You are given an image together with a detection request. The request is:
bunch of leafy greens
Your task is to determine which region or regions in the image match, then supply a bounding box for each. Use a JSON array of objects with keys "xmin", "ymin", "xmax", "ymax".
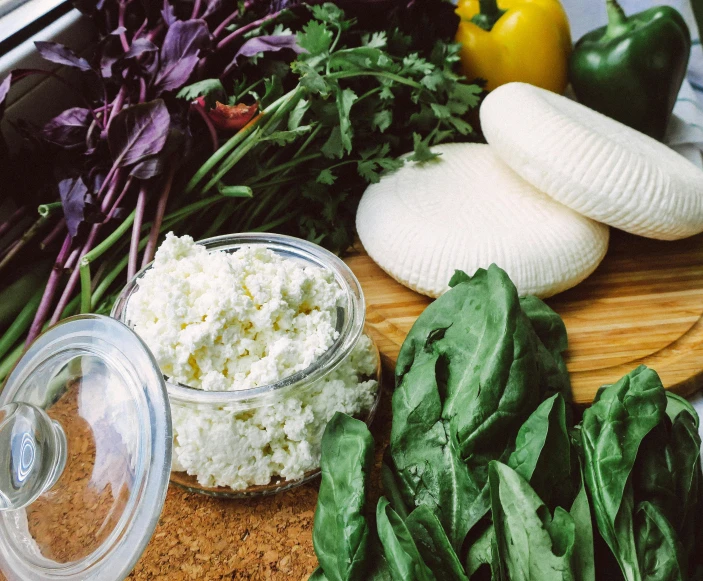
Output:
[
  {"xmin": 180, "ymin": 2, "xmax": 482, "ymax": 251},
  {"xmin": 309, "ymin": 266, "xmax": 703, "ymax": 581},
  {"xmin": 0, "ymin": 0, "xmax": 480, "ymax": 380}
]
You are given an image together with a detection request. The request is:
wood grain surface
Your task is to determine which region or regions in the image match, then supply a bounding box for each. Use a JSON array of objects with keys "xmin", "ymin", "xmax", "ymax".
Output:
[{"xmin": 345, "ymin": 230, "xmax": 703, "ymax": 404}]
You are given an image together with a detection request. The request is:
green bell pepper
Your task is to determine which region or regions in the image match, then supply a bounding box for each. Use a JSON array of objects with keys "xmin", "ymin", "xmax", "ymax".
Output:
[{"xmin": 569, "ymin": 0, "xmax": 690, "ymax": 141}]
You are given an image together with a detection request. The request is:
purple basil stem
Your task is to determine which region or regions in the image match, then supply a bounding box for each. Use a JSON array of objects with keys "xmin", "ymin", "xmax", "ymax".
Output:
[
  {"xmin": 41, "ymin": 107, "xmax": 92, "ymax": 149},
  {"xmin": 152, "ymin": 20, "xmax": 211, "ymax": 94},
  {"xmin": 59, "ymin": 176, "xmax": 90, "ymax": 238},
  {"xmin": 108, "ymin": 99, "xmax": 171, "ymax": 168},
  {"xmin": 35, "ymin": 41, "xmax": 92, "ymax": 72}
]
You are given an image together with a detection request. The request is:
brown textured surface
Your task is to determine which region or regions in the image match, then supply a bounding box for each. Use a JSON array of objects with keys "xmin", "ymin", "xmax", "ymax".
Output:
[
  {"xmin": 346, "ymin": 230, "xmax": 703, "ymax": 404},
  {"xmin": 125, "ymin": 372, "xmax": 393, "ymax": 581}
]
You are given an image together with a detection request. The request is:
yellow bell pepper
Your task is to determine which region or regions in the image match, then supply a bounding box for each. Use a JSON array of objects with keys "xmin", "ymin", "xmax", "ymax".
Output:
[{"xmin": 455, "ymin": 0, "xmax": 572, "ymax": 93}]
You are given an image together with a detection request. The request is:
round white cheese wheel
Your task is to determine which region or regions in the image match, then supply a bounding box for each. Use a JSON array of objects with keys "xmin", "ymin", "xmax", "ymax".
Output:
[
  {"xmin": 481, "ymin": 82, "xmax": 703, "ymax": 241},
  {"xmin": 356, "ymin": 143, "xmax": 609, "ymax": 298}
]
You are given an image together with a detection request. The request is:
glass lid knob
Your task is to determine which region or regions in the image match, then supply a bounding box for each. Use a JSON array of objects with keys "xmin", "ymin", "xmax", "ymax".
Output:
[{"xmin": 0, "ymin": 402, "xmax": 66, "ymax": 511}]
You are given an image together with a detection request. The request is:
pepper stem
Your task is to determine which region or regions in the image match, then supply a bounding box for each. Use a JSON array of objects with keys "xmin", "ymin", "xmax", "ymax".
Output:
[
  {"xmin": 471, "ymin": 0, "xmax": 506, "ymax": 31},
  {"xmin": 604, "ymin": 0, "xmax": 631, "ymax": 38}
]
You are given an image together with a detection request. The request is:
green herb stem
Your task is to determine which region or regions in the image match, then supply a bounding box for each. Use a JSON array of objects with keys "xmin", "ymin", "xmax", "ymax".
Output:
[
  {"xmin": 0, "ymin": 294, "xmax": 80, "ymax": 384},
  {"xmin": 248, "ymin": 153, "xmax": 322, "ymax": 184},
  {"xmin": 0, "ymin": 286, "xmax": 43, "ymax": 360},
  {"xmin": 79, "ymin": 209, "xmax": 136, "ymax": 313},
  {"xmin": 184, "ymin": 90, "xmax": 298, "ymax": 195},
  {"xmin": 201, "ymin": 127, "xmax": 263, "ymax": 193},
  {"xmin": 38, "ymin": 202, "xmax": 63, "ymax": 217},
  {"xmin": 328, "ymin": 70, "xmax": 424, "ymax": 90}
]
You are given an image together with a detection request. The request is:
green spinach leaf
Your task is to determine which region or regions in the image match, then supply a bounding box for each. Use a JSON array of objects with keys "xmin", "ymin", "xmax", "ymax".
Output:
[
  {"xmin": 570, "ymin": 469, "xmax": 596, "ymax": 581},
  {"xmin": 390, "ymin": 349, "xmax": 480, "ymax": 550},
  {"xmin": 489, "ymin": 461, "xmax": 579, "ymax": 581},
  {"xmin": 392, "ymin": 266, "xmax": 569, "ymax": 549},
  {"xmin": 581, "ymin": 366, "xmax": 667, "ymax": 581},
  {"xmin": 465, "ymin": 524, "xmax": 495, "ymax": 579},
  {"xmin": 633, "ymin": 393, "xmax": 702, "ymax": 576},
  {"xmin": 405, "ymin": 505, "xmax": 469, "ymax": 581},
  {"xmin": 313, "ymin": 412, "xmax": 374, "ymax": 581},
  {"xmin": 508, "ymin": 393, "xmax": 575, "ymax": 511},
  {"xmin": 376, "ymin": 497, "xmax": 436, "ymax": 581},
  {"xmin": 634, "ymin": 502, "xmax": 686, "ymax": 581}
]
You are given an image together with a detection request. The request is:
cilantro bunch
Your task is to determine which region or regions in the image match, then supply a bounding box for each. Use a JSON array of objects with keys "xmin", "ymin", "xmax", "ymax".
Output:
[{"xmin": 183, "ymin": 3, "xmax": 482, "ymax": 250}]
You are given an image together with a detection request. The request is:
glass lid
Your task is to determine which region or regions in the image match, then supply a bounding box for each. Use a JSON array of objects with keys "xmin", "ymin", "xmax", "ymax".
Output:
[{"xmin": 0, "ymin": 315, "xmax": 171, "ymax": 581}]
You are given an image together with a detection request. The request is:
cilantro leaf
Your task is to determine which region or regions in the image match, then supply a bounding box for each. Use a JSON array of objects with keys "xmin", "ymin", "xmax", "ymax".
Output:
[
  {"xmin": 310, "ymin": 3, "xmax": 347, "ymax": 27},
  {"xmin": 296, "ymin": 20, "xmax": 333, "ymax": 56},
  {"xmin": 430, "ymin": 103, "xmax": 451, "ymax": 119},
  {"xmin": 261, "ymin": 125, "xmax": 313, "ymax": 146},
  {"xmin": 293, "ymin": 61, "xmax": 330, "ymax": 95},
  {"xmin": 408, "ymin": 133, "xmax": 440, "ymax": 163},
  {"xmin": 177, "ymin": 79, "xmax": 225, "ymax": 107},
  {"xmin": 362, "ymin": 31, "xmax": 387, "ymax": 49},
  {"xmin": 317, "ymin": 168, "xmax": 336, "ymax": 185},
  {"xmin": 372, "ymin": 109, "xmax": 392, "ymax": 133},
  {"xmin": 321, "ymin": 126, "xmax": 344, "ymax": 158},
  {"xmin": 336, "ymin": 87, "xmax": 358, "ymax": 154},
  {"xmin": 288, "ymin": 98, "xmax": 310, "ymax": 130}
]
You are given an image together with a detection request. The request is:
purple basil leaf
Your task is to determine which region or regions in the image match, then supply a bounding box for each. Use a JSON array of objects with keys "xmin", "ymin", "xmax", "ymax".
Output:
[
  {"xmin": 99, "ymin": 36, "xmax": 123, "ymax": 78},
  {"xmin": 161, "ymin": 0, "xmax": 177, "ymax": 25},
  {"xmin": 83, "ymin": 195, "xmax": 105, "ymax": 224},
  {"xmin": 235, "ymin": 35, "xmax": 304, "ymax": 59},
  {"xmin": 35, "ymin": 41, "xmax": 92, "ymax": 72},
  {"xmin": 59, "ymin": 176, "xmax": 89, "ymax": 238},
  {"xmin": 108, "ymin": 99, "xmax": 171, "ymax": 167},
  {"xmin": 41, "ymin": 107, "xmax": 92, "ymax": 149},
  {"xmin": 202, "ymin": 0, "xmax": 224, "ymax": 18},
  {"xmin": 124, "ymin": 38, "xmax": 158, "ymax": 59},
  {"xmin": 222, "ymin": 35, "xmax": 303, "ymax": 78},
  {"xmin": 153, "ymin": 20, "xmax": 210, "ymax": 94},
  {"xmin": 130, "ymin": 124, "xmax": 186, "ymax": 179},
  {"xmin": 130, "ymin": 155, "xmax": 163, "ymax": 179}
]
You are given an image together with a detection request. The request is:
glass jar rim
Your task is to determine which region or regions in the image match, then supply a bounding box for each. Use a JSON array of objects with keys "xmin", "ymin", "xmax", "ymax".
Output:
[{"xmin": 111, "ymin": 232, "xmax": 366, "ymax": 404}]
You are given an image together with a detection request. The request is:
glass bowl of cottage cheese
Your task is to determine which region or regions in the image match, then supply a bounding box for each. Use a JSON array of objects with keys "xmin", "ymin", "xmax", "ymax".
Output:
[{"xmin": 111, "ymin": 232, "xmax": 380, "ymax": 497}]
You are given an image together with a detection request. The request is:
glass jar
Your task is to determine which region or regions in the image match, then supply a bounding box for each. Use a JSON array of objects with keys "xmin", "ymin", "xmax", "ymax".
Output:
[{"xmin": 111, "ymin": 233, "xmax": 381, "ymax": 497}]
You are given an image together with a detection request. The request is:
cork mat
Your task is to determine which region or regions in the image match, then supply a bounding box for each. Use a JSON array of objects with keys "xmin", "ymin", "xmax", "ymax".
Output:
[
  {"xmin": 0, "ymin": 370, "xmax": 392, "ymax": 581},
  {"xmin": 127, "ymin": 374, "xmax": 392, "ymax": 580}
]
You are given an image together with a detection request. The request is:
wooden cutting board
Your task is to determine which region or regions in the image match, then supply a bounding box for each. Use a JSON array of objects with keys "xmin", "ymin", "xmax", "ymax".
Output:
[{"xmin": 344, "ymin": 230, "xmax": 703, "ymax": 405}]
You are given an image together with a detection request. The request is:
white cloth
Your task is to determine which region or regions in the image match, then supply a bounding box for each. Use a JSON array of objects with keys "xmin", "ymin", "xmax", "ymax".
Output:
[{"xmin": 562, "ymin": 0, "xmax": 703, "ymax": 167}]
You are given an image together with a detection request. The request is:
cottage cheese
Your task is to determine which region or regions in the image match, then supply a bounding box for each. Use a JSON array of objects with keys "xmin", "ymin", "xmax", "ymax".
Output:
[
  {"xmin": 127, "ymin": 233, "xmax": 379, "ymax": 489},
  {"xmin": 170, "ymin": 334, "xmax": 378, "ymax": 489},
  {"xmin": 128, "ymin": 233, "xmax": 346, "ymax": 392}
]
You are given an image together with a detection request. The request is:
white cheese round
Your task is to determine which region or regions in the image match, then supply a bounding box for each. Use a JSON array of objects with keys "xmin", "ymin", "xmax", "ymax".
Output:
[
  {"xmin": 481, "ymin": 82, "xmax": 703, "ymax": 241},
  {"xmin": 356, "ymin": 143, "xmax": 609, "ymax": 298}
]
